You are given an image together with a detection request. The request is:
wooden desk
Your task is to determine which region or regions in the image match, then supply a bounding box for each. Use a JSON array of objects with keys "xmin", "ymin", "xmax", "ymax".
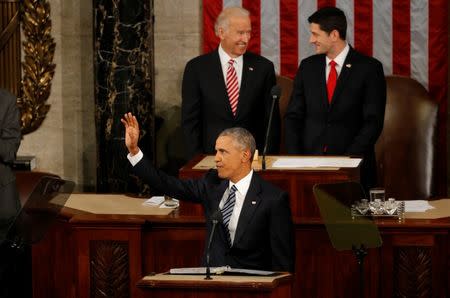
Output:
[
  {"xmin": 178, "ymin": 155, "xmax": 360, "ymax": 218},
  {"xmin": 31, "ymin": 202, "xmax": 450, "ymax": 298},
  {"xmin": 137, "ymin": 273, "xmax": 293, "ymax": 298}
]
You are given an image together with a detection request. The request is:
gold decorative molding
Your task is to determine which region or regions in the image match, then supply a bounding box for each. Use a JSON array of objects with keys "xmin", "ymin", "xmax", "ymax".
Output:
[{"xmin": 17, "ymin": 0, "xmax": 55, "ymax": 134}]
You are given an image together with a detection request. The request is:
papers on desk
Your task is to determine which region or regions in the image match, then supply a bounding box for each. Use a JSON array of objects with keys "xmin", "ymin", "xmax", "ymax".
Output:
[
  {"xmin": 142, "ymin": 196, "xmax": 179, "ymax": 208},
  {"xmin": 142, "ymin": 196, "xmax": 165, "ymax": 206},
  {"xmin": 271, "ymin": 157, "xmax": 362, "ymax": 169},
  {"xmin": 169, "ymin": 266, "xmax": 275, "ymax": 276},
  {"xmin": 404, "ymin": 200, "xmax": 435, "ymax": 212}
]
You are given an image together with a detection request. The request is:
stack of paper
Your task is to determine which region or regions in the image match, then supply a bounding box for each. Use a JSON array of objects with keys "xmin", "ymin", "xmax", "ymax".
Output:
[
  {"xmin": 169, "ymin": 266, "xmax": 275, "ymax": 276},
  {"xmin": 142, "ymin": 196, "xmax": 165, "ymax": 206},
  {"xmin": 404, "ymin": 200, "xmax": 435, "ymax": 212},
  {"xmin": 272, "ymin": 157, "xmax": 362, "ymax": 168}
]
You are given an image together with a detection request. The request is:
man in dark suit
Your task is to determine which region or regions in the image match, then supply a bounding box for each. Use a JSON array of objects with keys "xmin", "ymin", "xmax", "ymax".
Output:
[
  {"xmin": 0, "ymin": 89, "xmax": 22, "ymax": 298},
  {"xmin": 284, "ymin": 7, "xmax": 386, "ymax": 190},
  {"xmin": 0, "ymin": 89, "xmax": 21, "ymax": 241},
  {"xmin": 122, "ymin": 112, "xmax": 294, "ymax": 272},
  {"xmin": 182, "ymin": 6, "xmax": 279, "ymax": 160}
]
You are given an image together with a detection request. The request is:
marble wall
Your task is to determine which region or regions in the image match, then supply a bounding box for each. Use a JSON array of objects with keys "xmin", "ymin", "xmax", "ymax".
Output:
[
  {"xmin": 17, "ymin": 0, "xmax": 201, "ymax": 190},
  {"xmin": 153, "ymin": 0, "xmax": 201, "ymax": 169},
  {"xmin": 94, "ymin": 0, "xmax": 154, "ymax": 193},
  {"xmin": 18, "ymin": 0, "xmax": 96, "ymax": 190}
]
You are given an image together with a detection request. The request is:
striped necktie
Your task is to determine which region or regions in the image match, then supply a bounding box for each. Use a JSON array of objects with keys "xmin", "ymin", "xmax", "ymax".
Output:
[
  {"xmin": 221, "ymin": 185, "xmax": 237, "ymax": 244},
  {"xmin": 226, "ymin": 59, "xmax": 239, "ymax": 116}
]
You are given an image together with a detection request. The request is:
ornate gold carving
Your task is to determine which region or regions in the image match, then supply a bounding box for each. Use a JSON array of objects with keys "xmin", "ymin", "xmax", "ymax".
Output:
[{"xmin": 17, "ymin": 0, "xmax": 55, "ymax": 134}]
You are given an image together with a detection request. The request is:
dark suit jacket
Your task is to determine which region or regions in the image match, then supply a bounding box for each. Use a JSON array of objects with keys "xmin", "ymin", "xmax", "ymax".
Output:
[
  {"xmin": 0, "ymin": 89, "xmax": 21, "ymax": 187},
  {"xmin": 182, "ymin": 49, "xmax": 279, "ymax": 159},
  {"xmin": 0, "ymin": 89, "xmax": 21, "ymax": 243},
  {"xmin": 133, "ymin": 156, "xmax": 295, "ymax": 272},
  {"xmin": 284, "ymin": 48, "xmax": 386, "ymax": 189}
]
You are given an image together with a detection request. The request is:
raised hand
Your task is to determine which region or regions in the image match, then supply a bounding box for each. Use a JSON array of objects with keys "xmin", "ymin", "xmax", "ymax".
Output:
[{"xmin": 120, "ymin": 112, "xmax": 140, "ymax": 155}]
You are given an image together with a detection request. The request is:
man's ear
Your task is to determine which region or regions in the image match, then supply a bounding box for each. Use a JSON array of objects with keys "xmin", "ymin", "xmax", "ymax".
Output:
[
  {"xmin": 241, "ymin": 149, "xmax": 251, "ymax": 163},
  {"xmin": 217, "ymin": 27, "xmax": 225, "ymax": 40},
  {"xmin": 330, "ymin": 29, "xmax": 340, "ymax": 41}
]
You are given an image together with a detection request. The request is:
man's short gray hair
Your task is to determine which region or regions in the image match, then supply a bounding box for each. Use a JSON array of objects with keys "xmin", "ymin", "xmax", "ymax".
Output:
[
  {"xmin": 218, "ymin": 127, "xmax": 256, "ymax": 158},
  {"xmin": 214, "ymin": 6, "xmax": 250, "ymax": 36}
]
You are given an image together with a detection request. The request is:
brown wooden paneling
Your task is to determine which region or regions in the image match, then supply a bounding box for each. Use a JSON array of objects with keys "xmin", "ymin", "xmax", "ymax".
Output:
[
  {"xmin": 31, "ymin": 219, "xmax": 76, "ymax": 298},
  {"xmin": 143, "ymin": 225, "xmax": 205, "ymax": 274},
  {"xmin": 90, "ymin": 240, "xmax": 130, "ymax": 298},
  {"xmin": 137, "ymin": 274, "xmax": 293, "ymax": 298},
  {"xmin": 31, "ymin": 212, "xmax": 450, "ymax": 298},
  {"xmin": 0, "ymin": 0, "xmax": 21, "ymax": 96}
]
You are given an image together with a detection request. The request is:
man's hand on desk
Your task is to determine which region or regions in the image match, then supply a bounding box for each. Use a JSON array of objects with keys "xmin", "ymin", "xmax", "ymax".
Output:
[{"xmin": 121, "ymin": 112, "xmax": 140, "ymax": 156}]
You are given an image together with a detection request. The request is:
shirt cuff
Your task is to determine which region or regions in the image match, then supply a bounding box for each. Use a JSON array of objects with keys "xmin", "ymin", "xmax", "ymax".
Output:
[{"xmin": 127, "ymin": 149, "xmax": 143, "ymax": 167}]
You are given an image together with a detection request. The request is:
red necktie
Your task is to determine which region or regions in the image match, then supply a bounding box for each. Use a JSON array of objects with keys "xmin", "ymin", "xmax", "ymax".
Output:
[
  {"xmin": 226, "ymin": 59, "xmax": 239, "ymax": 116},
  {"xmin": 327, "ymin": 60, "xmax": 337, "ymax": 103}
]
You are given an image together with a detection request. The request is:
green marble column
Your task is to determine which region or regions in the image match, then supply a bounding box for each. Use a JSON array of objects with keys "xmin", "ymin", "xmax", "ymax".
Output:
[{"xmin": 94, "ymin": 0, "xmax": 154, "ymax": 193}]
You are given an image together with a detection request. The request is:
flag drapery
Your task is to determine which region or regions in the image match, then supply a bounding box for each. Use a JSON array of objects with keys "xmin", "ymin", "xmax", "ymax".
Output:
[{"xmin": 203, "ymin": 0, "xmax": 448, "ymax": 195}]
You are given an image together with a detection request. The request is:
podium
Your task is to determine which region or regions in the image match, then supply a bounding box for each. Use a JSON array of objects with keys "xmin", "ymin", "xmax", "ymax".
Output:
[{"xmin": 137, "ymin": 273, "xmax": 293, "ymax": 298}]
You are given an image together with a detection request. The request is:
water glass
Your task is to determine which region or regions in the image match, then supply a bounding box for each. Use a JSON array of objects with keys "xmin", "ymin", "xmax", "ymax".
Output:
[
  {"xmin": 384, "ymin": 197, "xmax": 398, "ymax": 215},
  {"xmin": 369, "ymin": 188, "xmax": 385, "ymax": 202},
  {"xmin": 369, "ymin": 198, "xmax": 383, "ymax": 215},
  {"xmin": 355, "ymin": 199, "xmax": 370, "ymax": 215}
]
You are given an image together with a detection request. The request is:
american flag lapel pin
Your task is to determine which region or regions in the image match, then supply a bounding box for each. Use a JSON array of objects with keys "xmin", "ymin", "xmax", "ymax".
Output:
[
  {"xmin": 249, "ymin": 67, "xmax": 254, "ymax": 71},
  {"xmin": 346, "ymin": 64, "xmax": 352, "ymax": 68}
]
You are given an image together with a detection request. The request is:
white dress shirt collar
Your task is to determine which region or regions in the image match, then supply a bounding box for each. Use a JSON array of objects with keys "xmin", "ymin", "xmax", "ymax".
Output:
[
  {"xmin": 326, "ymin": 43, "xmax": 350, "ymax": 67},
  {"xmin": 218, "ymin": 44, "xmax": 244, "ymax": 66},
  {"xmin": 218, "ymin": 44, "xmax": 243, "ymax": 86},
  {"xmin": 228, "ymin": 169, "xmax": 253, "ymax": 198},
  {"xmin": 326, "ymin": 43, "xmax": 350, "ymax": 76}
]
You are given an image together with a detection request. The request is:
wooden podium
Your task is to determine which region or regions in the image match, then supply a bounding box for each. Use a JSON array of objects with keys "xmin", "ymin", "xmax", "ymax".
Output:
[
  {"xmin": 137, "ymin": 273, "xmax": 293, "ymax": 298},
  {"xmin": 28, "ymin": 155, "xmax": 450, "ymax": 298}
]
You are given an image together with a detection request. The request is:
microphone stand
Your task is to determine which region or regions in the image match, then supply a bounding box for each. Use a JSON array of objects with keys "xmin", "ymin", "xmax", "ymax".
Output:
[
  {"xmin": 262, "ymin": 88, "xmax": 280, "ymax": 170},
  {"xmin": 205, "ymin": 215, "xmax": 220, "ymax": 280}
]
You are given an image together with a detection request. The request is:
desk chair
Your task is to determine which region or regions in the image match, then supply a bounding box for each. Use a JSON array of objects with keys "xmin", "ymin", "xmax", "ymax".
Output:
[{"xmin": 375, "ymin": 76, "xmax": 438, "ymax": 201}]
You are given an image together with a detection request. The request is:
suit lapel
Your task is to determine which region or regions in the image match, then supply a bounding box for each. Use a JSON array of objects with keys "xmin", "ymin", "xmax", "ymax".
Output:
[
  {"xmin": 317, "ymin": 56, "xmax": 329, "ymax": 108},
  {"xmin": 330, "ymin": 48, "xmax": 354, "ymax": 108},
  {"xmin": 211, "ymin": 180, "xmax": 228, "ymax": 213},
  {"xmin": 233, "ymin": 173, "xmax": 262, "ymax": 245},
  {"xmin": 211, "ymin": 50, "xmax": 235, "ymax": 117},
  {"xmin": 235, "ymin": 54, "xmax": 252, "ymax": 119}
]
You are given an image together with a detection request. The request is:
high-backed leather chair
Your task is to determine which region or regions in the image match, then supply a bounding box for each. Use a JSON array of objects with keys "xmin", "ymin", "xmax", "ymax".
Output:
[
  {"xmin": 375, "ymin": 76, "xmax": 438, "ymax": 201},
  {"xmin": 276, "ymin": 75, "xmax": 293, "ymax": 154}
]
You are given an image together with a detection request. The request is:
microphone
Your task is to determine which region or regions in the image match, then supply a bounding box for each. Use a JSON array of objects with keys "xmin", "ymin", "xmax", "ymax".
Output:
[
  {"xmin": 205, "ymin": 210, "xmax": 222, "ymax": 280},
  {"xmin": 262, "ymin": 85, "xmax": 281, "ymax": 170}
]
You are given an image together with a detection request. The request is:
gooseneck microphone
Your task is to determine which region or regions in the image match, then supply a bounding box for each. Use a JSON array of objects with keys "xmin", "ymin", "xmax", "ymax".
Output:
[
  {"xmin": 262, "ymin": 85, "xmax": 281, "ymax": 170},
  {"xmin": 205, "ymin": 210, "xmax": 222, "ymax": 280}
]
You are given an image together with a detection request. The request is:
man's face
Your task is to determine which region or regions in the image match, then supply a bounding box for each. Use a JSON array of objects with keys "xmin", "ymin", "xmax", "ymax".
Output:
[
  {"xmin": 214, "ymin": 135, "xmax": 248, "ymax": 182},
  {"xmin": 218, "ymin": 15, "xmax": 251, "ymax": 58},
  {"xmin": 309, "ymin": 22, "xmax": 334, "ymax": 55}
]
